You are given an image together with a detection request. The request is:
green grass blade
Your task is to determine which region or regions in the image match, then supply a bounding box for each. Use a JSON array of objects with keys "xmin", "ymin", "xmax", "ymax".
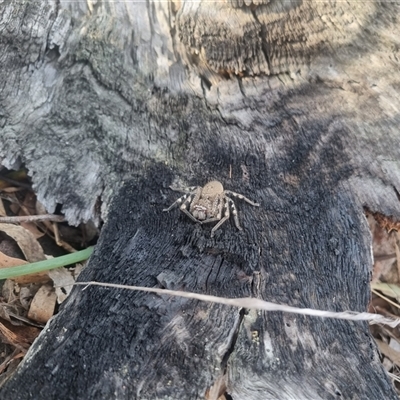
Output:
[{"xmin": 0, "ymin": 247, "xmax": 94, "ymax": 280}]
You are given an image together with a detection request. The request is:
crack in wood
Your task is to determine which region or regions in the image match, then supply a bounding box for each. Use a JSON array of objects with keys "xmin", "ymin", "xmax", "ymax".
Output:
[{"xmin": 220, "ymin": 307, "xmax": 246, "ymax": 373}]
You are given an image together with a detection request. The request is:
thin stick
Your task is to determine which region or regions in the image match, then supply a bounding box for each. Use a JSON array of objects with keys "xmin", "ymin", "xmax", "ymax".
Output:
[
  {"xmin": 73, "ymin": 281, "xmax": 400, "ymax": 328},
  {"xmin": 0, "ymin": 214, "xmax": 65, "ymax": 223},
  {"xmin": 0, "ymin": 176, "xmax": 32, "ymax": 190},
  {"xmin": 52, "ymin": 221, "xmax": 77, "ymax": 253},
  {"xmin": 372, "ymin": 288, "xmax": 400, "ymax": 310}
]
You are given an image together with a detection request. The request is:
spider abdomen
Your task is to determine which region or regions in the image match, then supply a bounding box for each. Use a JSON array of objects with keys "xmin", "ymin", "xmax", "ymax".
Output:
[{"xmin": 201, "ymin": 181, "xmax": 224, "ymax": 197}]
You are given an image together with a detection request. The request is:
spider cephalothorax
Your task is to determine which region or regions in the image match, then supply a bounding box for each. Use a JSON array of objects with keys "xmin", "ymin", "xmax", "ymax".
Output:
[{"xmin": 163, "ymin": 180, "xmax": 259, "ymax": 237}]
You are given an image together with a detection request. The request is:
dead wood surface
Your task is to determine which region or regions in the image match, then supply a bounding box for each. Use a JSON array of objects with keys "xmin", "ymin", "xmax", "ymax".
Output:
[{"xmin": 1, "ymin": 0, "xmax": 400, "ymax": 399}]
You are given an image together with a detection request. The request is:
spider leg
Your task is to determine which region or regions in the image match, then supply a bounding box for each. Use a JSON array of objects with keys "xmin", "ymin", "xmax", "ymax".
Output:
[
  {"xmin": 224, "ymin": 191, "xmax": 259, "ymax": 206},
  {"xmin": 163, "ymin": 193, "xmax": 193, "ymax": 212},
  {"xmin": 180, "ymin": 206, "xmax": 202, "ymax": 223},
  {"xmin": 169, "ymin": 186, "xmax": 199, "ymax": 194},
  {"xmin": 200, "ymin": 218, "xmax": 221, "ymax": 225},
  {"xmin": 189, "ymin": 189, "xmax": 202, "ymax": 213},
  {"xmin": 228, "ymin": 198, "xmax": 242, "ymax": 231},
  {"xmin": 210, "ymin": 198, "xmax": 231, "ymax": 237},
  {"xmin": 164, "ymin": 192, "xmax": 203, "ymax": 224}
]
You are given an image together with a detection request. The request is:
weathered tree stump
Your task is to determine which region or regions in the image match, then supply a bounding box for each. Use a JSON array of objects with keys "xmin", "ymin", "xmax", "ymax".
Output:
[{"xmin": 1, "ymin": 0, "xmax": 400, "ymax": 398}]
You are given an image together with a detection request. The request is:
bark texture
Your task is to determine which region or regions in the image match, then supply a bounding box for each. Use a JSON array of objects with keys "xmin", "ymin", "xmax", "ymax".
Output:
[{"xmin": 1, "ymin": 0, "xmax": 400, "ymax": 399}]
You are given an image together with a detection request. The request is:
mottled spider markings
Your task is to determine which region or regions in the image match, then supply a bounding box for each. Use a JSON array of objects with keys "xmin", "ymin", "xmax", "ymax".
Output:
[{"xmin": 163, "ymin": 180, "xmax": 259, "ymax": 237}]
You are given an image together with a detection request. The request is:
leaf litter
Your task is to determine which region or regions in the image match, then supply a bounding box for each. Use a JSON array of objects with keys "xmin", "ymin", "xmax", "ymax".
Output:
[
  {"xmin": 367, "ymin": 211, "xmax": 400, "ymax": 395},
  {"xmin": 0, "ymin": 166, "xmax": 98, "ymax": 384}
]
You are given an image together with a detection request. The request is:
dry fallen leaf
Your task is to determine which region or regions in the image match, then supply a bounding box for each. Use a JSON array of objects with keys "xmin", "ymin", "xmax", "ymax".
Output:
[
  {"xmin": 372, "ymin": 283, "xmax": 400, "ymax": 302},
  {"xmin": 48, "ymin": 267, "xmax": 76, "ymax": 304},
  {"xmin": 0, "ymin": 318, "xmax": 41, "ymax": 350},
  {"xmin": 0, "ymin": 223, "xmax": 45, "ymax": 262},
  {"xmin": 27, "ymin": 284, "xmax": 57, "ymax": 324},
  {"xmin": 0, "ymin": 199, "xmax": 6, "ymax": 217},
  {"xmin": 376, "ymin": 338, "xmax": 400, "ymax": 367},
  {"xmin": 13, "ymin": 273, "xmax": 51, "ymax": 285},
  {"xmin": 0, "ymin": 251, "xmax": 27, "ymax": 268}
]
